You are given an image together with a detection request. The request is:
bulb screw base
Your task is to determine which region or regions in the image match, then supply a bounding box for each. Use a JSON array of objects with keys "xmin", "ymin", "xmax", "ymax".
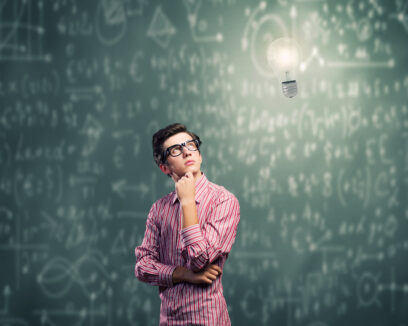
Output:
[{"xmin": 282, "ymin": 80, "xmax": 298, "ymax": 98}]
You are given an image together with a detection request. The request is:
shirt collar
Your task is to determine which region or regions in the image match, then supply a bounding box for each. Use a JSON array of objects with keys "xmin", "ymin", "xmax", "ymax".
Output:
[{"xmin": 171, "ymin": 172, "xmax": 208, "ymax": 205}]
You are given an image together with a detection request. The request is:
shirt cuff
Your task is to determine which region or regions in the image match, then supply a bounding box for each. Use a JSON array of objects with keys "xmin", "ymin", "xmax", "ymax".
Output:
[
  {"xmin": 180, "ymin": 224, "xmax": 204, "ymax": 248},
  {"xmin": 158, "ymin": 264, "xmax": 177, "ymax": 287}
]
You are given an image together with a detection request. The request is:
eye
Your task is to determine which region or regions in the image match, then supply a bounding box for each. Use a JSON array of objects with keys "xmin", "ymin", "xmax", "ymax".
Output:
[
  {"xmin": 170, "ymin": 145, "xmax": 182, "ymax": 156},
  {"xmin": 186, "ymin": 141, "xmax": 198, "ymax": 150}
]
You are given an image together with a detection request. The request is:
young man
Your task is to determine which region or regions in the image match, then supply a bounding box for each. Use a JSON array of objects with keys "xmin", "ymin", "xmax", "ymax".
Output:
[{"xmin": 134, "ymin": 123, "xmax": 240, "ymax": 325}]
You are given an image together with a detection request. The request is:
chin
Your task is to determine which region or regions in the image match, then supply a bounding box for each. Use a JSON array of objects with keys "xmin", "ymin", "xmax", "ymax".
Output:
[{"xmin": 186, "ymin": 167, "xmax": 199, "ymax": 174}]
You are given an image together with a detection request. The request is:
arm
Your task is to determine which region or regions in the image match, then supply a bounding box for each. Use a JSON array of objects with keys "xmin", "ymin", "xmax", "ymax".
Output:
[
  {"xmin": 172, "ymin": 264, "xmax": 222, "ymax": 285},
  {"xmin": 179, "ymin": 193, "xmax": 240, "ymax": 272},
  {"xmin": 134, "ymin": 203, "xmax": 177, "ymax": 288}
]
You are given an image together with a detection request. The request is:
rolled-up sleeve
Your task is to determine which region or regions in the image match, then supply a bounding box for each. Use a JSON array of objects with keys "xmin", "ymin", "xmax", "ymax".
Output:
[
  {"xmin": 180, "ymin": 193, "xmax": 240, "ymax": 272},
  {"xmin": 135, "ymin": 204, "xmax": 177, "ymax": 287}
]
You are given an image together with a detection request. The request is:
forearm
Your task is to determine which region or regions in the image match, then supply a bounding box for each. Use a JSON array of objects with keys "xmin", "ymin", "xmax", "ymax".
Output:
[
  {"xmin": 180, "ymin": 196, "xmax": 240, "ymax": 272},
  {"xmin": 172, "ymin": 266, "xmax": 188, "ymax": 284},
  {"xmin": 172, "ymin": 265, "xmax": 222, "ymax": 285},
  {"xmin": 179, "ymin": 224, "xmax": 209, "ymax": 272},
  {"xmin": 181, "ymin": 200, "xmax": 198, "ymax": 229},
  {"xmin": 135, "ymin": 255, "xmax": 176, "ymax": 287}
]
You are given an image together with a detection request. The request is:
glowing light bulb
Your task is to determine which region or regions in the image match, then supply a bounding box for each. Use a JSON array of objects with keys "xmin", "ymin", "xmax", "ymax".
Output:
[{"xmin": 266, "ymin": 37, "xmax": 301, "ymax": 98}]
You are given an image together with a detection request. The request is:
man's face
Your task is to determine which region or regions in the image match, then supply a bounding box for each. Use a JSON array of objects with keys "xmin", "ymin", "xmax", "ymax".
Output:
[{"xmin": 159, "ymin": 132, "xmax": 202, "ymax": 179}]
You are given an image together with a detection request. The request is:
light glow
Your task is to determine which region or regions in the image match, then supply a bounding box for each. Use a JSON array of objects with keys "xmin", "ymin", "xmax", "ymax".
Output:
[{"xmin": 266, "ymin": 37, "xmax": 301, "ymax": 71}]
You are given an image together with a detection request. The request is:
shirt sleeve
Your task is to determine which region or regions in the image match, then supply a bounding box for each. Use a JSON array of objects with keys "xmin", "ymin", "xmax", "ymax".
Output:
[
  {"xmin": 134, "ymin": 203, "xmax": 177, "ymax": 287},
  {"xmin": 179, "ymin": 192, "xmax": 240, "ymax": 272}
]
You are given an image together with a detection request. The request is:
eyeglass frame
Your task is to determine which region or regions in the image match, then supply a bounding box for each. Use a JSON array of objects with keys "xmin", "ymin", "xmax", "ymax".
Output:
[{"xmin": 161, "ymin": 138, "xmax": 202, "ymax": 164}]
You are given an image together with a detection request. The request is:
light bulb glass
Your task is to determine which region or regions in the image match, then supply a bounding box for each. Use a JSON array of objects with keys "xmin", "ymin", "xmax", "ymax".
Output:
[{"xmin": 266, "ymin": 37, "xmax": 301, "ymax": 98}]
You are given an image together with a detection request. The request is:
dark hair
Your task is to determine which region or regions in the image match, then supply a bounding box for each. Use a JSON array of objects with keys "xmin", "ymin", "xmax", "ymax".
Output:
[{"xmin": 152, "ymin": 123, "xmax": 201, "ymax": 167}]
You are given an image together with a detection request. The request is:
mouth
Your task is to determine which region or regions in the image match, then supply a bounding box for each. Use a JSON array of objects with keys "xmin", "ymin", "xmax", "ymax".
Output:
[{"xmin": 185, "ymin": 160, "xmax": 195, "ymax": 166}]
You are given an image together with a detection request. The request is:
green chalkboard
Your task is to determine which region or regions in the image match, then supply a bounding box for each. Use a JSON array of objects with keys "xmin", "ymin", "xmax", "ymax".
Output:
[{"xmin": 0, "ymin": 0, "xmax": 407, "ymax": 325}]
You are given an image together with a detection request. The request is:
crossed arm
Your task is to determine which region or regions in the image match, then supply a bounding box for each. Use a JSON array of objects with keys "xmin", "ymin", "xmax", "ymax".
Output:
[
  {"xmin": 134, "ymin": 193, "xmax": 240, "ymax": 287},
  {"xmin": 172, "ymin": 264, "xmax": 222, "ymax": 285}
]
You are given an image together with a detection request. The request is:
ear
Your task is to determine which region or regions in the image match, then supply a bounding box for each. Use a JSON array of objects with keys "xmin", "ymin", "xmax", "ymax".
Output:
[{"xmin": 159, "ymin": 163, "xmax": 171, "ymax": 175}]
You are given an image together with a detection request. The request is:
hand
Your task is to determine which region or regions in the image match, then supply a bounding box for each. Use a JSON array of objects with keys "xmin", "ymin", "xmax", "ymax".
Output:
[
  {"xmin": 188, "ymin": 264, "xmax": 223, "ymax": 285},
  {"xmin": 173, "ymin": 264, "xmax": 223, "ymax": 285},
  {"xmin": 170, "ymin": 172, "xmax": 195, "ymax": 205}
]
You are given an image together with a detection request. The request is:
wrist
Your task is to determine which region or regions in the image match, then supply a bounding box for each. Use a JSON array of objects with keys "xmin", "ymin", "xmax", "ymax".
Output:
[
  {"xmin": 180, "ymin": 198, "xmax": 196, "ymax": 207},
  {"xmin": 172, "ymin": 266, "xmax": 188, "ymax": 284}
]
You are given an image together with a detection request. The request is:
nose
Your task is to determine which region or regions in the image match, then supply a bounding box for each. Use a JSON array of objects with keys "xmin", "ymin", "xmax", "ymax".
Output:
[{"xmin": 181, "ymin": 146, "xmax": 191, "ymax": 156}]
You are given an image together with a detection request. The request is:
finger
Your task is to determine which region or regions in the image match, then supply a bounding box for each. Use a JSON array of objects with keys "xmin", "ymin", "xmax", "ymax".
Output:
[
  {"xmin": 203, "ymin": 277, "xmax": 213, "ymax": 284},
  {"xmin": 207, "ymin": 264, "xmax": 219, "ymax": 271},
  {"xmin": 185, "ymin": 172, "xmax": 193, "ymax": 179},
  {"xmin": 205, "ymin": 270, "xmax": 217, "ymax": 278},
  {"xmin": 206, "ymin": 273, "xmax": 217, "ymax": 280},
  {"xmin": 206, "ymin": 268, "xmax": 219, "ymax": 277},
  {"xmin": 212, "ymin": 265, "xmax": 222, "ymax": 274}
]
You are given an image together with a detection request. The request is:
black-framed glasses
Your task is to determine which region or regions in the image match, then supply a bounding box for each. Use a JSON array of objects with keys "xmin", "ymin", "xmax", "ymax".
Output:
[{"xmin": 162, "ymin": 138, "xmax": 201, "ymax": 162}]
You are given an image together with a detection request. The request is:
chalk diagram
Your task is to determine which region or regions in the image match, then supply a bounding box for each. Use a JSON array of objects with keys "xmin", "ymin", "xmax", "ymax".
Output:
[
  {"xmin": 78, "ymin": 114, "xmax": 105, "ymax": 158},
  {"xmin": 35, "ymin": 251, "xmax": 116, "ymax": 325},
  {"xmin": 37, "ymin": 250, "xmax": 116, "ymax": 299},
  {"xmin": 300, "ymin": 0, "xmax": 395, "ymax": 70},
  {"xmin": 0, "ymin": 209, "xmax": 48, "ymax": 290},
  {"xmin": 356, "ymin": 272, "xmax": 382, "ymax": 307},
  {"xmin": 241, "ymin": 2, "xmax": 289, "ymax": 78},
  {"xmin": 182, "ymin": 0, "xmax": 223, "ymax": 43},
  {"xmin": 95, "ymin": 0, "xmax": 147, "ymax": 46},
  {"xmin": 147, "ymin": 6, "xmax": 176, "ymax": 48},
  {"xmin": 0, "ymin": 0, "xmax": 50, "ymax": 61},
  {"xmin": 390, "ymin": 0, "xmax": 408, "ymax": 33}
]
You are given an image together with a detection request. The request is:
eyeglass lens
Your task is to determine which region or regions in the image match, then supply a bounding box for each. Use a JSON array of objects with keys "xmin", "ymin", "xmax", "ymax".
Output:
[{"xmin": 169, "ymin": 140, "xmax": 198, "ymax": 157}]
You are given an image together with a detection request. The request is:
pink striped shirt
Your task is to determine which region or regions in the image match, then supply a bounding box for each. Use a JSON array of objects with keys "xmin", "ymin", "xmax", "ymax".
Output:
[{"xmin": 135, "ymin": 173, "xmax": 240, "ymax": 325}]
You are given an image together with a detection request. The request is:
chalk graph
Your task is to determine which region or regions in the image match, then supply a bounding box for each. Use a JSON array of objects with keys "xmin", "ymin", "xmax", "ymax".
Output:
[{"xmin": 0, "ymin": 0, "xmax": 50, "ymax": 61}]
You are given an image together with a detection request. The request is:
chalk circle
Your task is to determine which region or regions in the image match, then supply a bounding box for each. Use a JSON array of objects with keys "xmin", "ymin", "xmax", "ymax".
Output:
[
  {"xmin": 249, "ymin": 14, "xmax": 289, "ymax": 78},
  {"xmin": 38, "ymin": 257, "xmax": 73, "ymax": 298},
  {"xmin": 95, "ymin": 2, "xmax": 127, "ymax": 47},
  {"xmin": 357, "ymin": 272, "xmax": 379, "ymax": 306}
]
